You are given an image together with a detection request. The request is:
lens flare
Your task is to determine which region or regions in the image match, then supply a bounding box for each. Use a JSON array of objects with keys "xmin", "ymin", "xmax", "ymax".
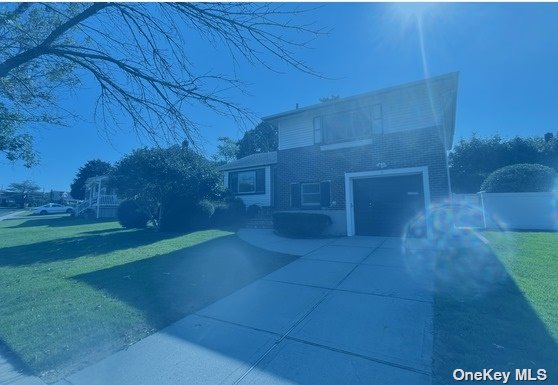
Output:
[{"xmin": 401, "ymin": 200, "xmax": 516, "ymax": 299}]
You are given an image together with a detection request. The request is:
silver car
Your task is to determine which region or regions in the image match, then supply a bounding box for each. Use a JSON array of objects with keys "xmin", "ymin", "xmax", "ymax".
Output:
[{"xmin": 32, "ymin": 203, "xmax": 75, "ymax": 215}]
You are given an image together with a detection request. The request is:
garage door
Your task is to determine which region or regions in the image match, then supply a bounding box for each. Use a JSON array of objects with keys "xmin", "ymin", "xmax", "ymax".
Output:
[{"xmin": 353, "ymin": 174, "xmax": 426, "ymax": 237}]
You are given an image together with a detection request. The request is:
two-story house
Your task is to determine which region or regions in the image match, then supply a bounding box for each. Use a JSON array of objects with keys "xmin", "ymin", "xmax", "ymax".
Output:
[{"xmin": 220, "ymin": 73, "xmax": 459, "ymax": 237}]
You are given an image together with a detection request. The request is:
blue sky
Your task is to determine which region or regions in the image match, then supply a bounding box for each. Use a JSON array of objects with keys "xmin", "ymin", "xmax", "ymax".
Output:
[{"xmin": 2, "ymin": 2, "xmax": 558, "ymax": 191}]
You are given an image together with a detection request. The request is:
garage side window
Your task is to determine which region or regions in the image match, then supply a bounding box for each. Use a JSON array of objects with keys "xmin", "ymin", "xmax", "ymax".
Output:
[
  {"xmin": 301, "ymin": 183, "xmax": 321, "ymax": 206},
  {"xmin": 228, "ymin": 169, "xmax": 265, "ymax": 195},
  {"xmin": 291, "ymin": 181, "xmax": 331, "ymax": 208}
]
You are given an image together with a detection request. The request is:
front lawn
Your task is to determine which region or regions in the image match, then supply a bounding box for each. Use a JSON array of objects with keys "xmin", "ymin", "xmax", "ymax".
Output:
[
  {"xmin": 0, "ymin": 215, "xmax": 296, "ymax": 383},
  {"xmin": 433, "ymin": 231, "xmax": 558, "ymax": 384}
]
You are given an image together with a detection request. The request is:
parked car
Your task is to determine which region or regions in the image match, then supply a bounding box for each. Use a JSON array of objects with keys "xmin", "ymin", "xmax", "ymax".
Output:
[{"xmin": 32, "ymin": 203, "xmax": 75, "ymax": 215}]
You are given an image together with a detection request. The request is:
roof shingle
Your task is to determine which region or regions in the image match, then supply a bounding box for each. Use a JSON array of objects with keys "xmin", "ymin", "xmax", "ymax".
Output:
[{"xmin": 218, "ymin": 151, "xmax": 277, "ymax": 171}]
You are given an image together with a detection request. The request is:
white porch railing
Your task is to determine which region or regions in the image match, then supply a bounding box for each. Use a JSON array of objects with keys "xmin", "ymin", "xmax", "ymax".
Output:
[{"xmin": 75, "ymin": 194, "xmax": 120, "ymax": 218}]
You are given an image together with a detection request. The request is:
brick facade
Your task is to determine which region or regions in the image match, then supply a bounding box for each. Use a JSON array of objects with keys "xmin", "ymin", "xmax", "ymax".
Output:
[{"xmin": 275, "ymin": 126, "xmax": 450, "ymax": 211}]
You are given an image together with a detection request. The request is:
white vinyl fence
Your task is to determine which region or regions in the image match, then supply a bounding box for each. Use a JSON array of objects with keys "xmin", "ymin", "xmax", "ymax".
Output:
[{"xmin": 452, "ymin": 192, "xmax": 558, "ymax": 231}]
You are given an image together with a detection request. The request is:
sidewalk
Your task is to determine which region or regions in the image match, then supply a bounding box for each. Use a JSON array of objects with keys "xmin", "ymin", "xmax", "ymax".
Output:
[
  {"xmin": 0, "ymin": 354, "xmax": 46, "ymax": 385},
  {"xmin": 0, "ymin": 210, "xmax": 26, "ymax": 221},
  {"xmin": 53, "ymin": 229, "xmax": 434, "ymax": 385}
]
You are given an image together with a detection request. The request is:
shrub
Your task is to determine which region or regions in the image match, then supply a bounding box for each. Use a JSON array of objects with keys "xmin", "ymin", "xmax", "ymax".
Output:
[
  {"xmin": 192, "ymin": 199, "xmax": 215, "ymax": 229},
  {"xmin": 273, "ymin": 212, "xmax": 332, "ymax": 238},
  {"xmin": 160, "ymin": 199, "xmax": 216, "ymax": 232},
  {"xmin": 227, "ymin": 197, "xmax": 246, "ymax": 216},
  {"xmin": 211, "ymin": 197, "xmax": 247, "ymax": 226},
  {"xmin": 246, "ymin": 204, "xmax": 261, "ymax": 219},
  {"xmin": 211, "ymin": 204, "xmax": 230, "ymax": 226},
  {"xmin": 480, "ymin": 163, "xmax": 556, "ymax": 193},
  {"xmin": 118, "ymin": 200, "xmax": 149, "ymax": 228},
  {"xmin": 160, "ymin": 200, "xmax": 189, "ymax": 232}
]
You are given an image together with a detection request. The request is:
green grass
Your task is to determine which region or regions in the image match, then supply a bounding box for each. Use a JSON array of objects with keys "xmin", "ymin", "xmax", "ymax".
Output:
[
  {"xmin": 484, "ymin": 231, "xmax": 558, "ymax": 339},
  {"xmin": 433, "ymin": 231, "xmax": 558, "ymax": 384},
  {"xmin": 0, "ymin": 215, "xmax": 296, "ymax": 383}
]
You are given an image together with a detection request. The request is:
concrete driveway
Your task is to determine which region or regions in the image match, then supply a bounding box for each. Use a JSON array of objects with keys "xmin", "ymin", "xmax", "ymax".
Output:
[{"xmin": 56, "ymin": 230, "xmax": 435, "ymax": 385}]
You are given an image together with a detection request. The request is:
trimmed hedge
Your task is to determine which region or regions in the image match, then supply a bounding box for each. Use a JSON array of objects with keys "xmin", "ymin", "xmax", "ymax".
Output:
[
  {"xmin": 118, "ymin": 200, "xmax": 149, "ymax": 229},
  {"xmin": 481, "ymin": 163, "xmax": 556, "ymax": 193},
  {"xmin": 273, "ymin": 212, "xmax": 332, "ymax": 238}
]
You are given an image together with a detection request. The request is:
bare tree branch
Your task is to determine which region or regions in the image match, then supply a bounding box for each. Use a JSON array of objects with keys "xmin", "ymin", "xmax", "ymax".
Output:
[
  {"xmin": 0, "ymin": 3, "xmax": 110, "ymax": 77},
  {"xmin": 0, "ymin": 2, "xmax": 325, "ymax": 153}
]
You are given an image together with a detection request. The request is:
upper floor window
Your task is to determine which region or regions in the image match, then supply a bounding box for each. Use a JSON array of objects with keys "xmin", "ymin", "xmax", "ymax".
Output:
[{"xmin": 314, "ymin": 105, "xmax": 382, "ymax": 145}]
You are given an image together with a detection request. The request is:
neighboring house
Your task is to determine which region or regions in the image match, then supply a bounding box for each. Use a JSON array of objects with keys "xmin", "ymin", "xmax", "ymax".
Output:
[
  {"xmin": 0, "ymin": 190, "xmax": 17, "ymax": 207},
  {"xmin": 49, "ymin": 190, "xmax": 76, "ymax": 205},
  {"xmin": 221, "ymin": 73, "xmax": 459, "ymax": 237},
  {"xmin": 75, "ymin": 175, "xmax": 120, "ymax": 218}
]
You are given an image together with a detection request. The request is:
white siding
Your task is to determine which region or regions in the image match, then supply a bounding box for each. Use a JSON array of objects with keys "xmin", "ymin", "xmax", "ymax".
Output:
[
  {"xmin": 275, "ymin": 74, "xmax": 457, "ymax": 150},
  {"xmin": 381, "ymin": 82, "xmax": 445, "ymax": 133},
  {"xmin": 223, "ymin": 166, "xmax": 272, "ymax": 207},
  {"xmin": 278, "ymin": 115, "xmax": 314, "ymax": 150}
]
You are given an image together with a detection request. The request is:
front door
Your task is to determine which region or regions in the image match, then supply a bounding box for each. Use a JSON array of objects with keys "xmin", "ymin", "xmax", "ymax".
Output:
[{"xmin": 353, "ymin": 174, "xmax": 426, "ymax": 237}]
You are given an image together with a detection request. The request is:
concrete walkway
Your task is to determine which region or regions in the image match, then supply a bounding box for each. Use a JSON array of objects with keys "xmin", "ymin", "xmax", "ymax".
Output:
[
  {"xmin": 54, "ymin": 229, "xmax": 435, "ymax": 385},
  {"xmin": 0, "ymin": 210, "xmax": 26, "ymax": 221}
]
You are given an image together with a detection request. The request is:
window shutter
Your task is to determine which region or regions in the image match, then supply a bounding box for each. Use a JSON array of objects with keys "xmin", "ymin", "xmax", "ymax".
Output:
[
  {"xmin": 290, "ymin": 183, "xmax": 301, "ymax": 208},
  {"xmin": 320, "ymin": 181, "xmax": 331, "ymax": 207},
  {"xmin": 255, "ymin": 169, "xmax": 266, "ymax": 193},
  {"xmin": 229, "ymin": 172, "xmax": 238, "ymax": 193}
]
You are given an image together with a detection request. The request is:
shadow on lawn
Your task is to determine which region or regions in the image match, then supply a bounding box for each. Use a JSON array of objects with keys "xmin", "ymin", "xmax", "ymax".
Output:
[
  {"xmin": 73, "ymin": 235, "xmax": 296, "ymax": 329},
  {"xmin": 4, "ymin": 215, "xmax": 115, "ymax": 229},
  {"xmin": 432, "ymin": 232, "xmax": 558, "ymax": 384},
  {"xmin": 79, "ymin": 228, "xmax": 126, "ymax": 235},
  {"xmin": 0, "ymin": 227, "xmax": 180, "ymax": 266}
]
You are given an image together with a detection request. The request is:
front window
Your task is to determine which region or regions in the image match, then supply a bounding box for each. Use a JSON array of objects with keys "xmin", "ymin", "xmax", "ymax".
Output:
[
  {"xmin": 301, "ymin": 183, "xmax": 321, "ymax": 206},
  {"xmin": 229, "ymin": 168, "xmax": 265, "ymax": 195},
  {"xmin": 238, "ymin": 170, "xmax": 256, "ymax": 193}
]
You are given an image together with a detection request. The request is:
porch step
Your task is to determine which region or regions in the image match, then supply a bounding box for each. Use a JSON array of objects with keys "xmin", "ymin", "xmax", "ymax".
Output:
[{"xmin": 244, "ymin": 217, "xmax": 274, "ymax": 229}]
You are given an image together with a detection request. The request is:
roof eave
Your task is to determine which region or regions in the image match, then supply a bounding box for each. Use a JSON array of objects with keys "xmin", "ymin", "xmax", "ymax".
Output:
[{"xmin": 262, "ymin": 72, "xmax": 459, "ymax": 123}]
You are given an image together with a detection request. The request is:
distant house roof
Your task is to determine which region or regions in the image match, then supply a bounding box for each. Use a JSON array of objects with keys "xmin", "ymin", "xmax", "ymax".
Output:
[{"xmin": 218, "ymin": 151, "xmax": 277, "ymax": 171}]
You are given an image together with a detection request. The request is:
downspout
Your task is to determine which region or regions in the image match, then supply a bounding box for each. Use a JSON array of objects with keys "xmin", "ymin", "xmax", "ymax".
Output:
[
  {"xmin": 443, "ymin": 120, "xmax": 453, "ymax": 200},
  {"xmin": 442, "ymin": 91, "xmax": 456, "ymax": 229},
  {"xmin": 443, "ymin": 127, "xmax": 454, "ymax": 232}
]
